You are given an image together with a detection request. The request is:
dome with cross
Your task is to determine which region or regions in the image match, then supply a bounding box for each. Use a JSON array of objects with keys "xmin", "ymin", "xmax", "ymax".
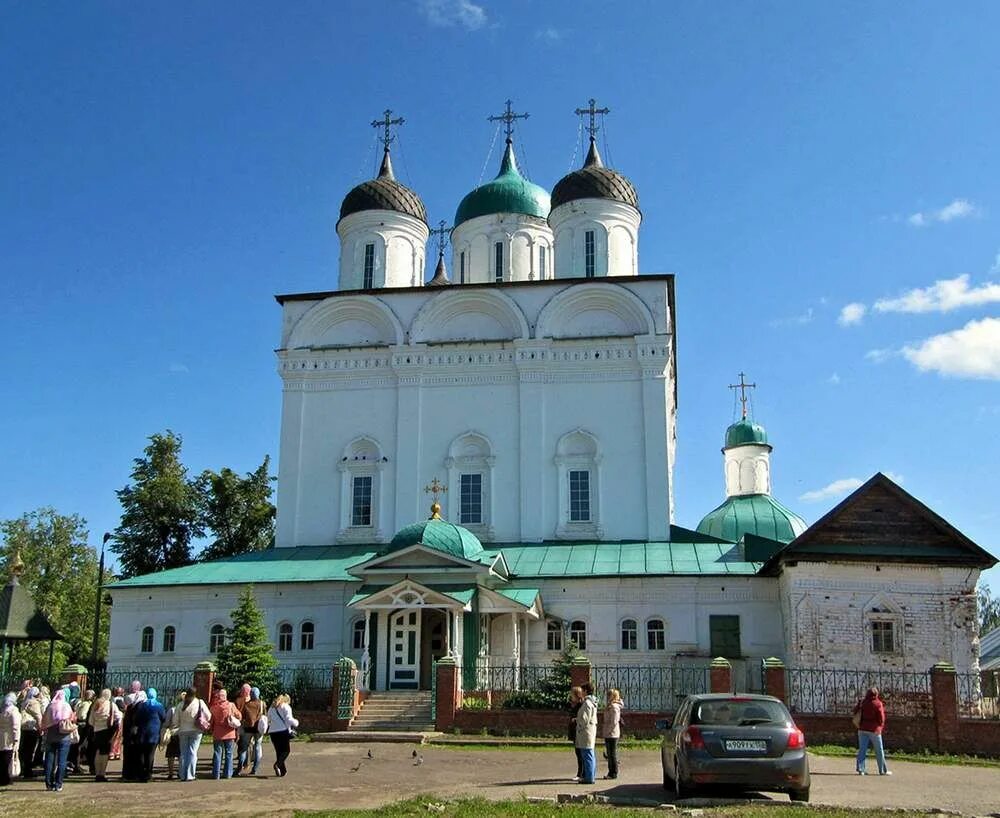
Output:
[
  {"xmin": 454, "ymin": 140, "xmax": 550, "ymax": 228},
  {"xmin": 339, "ymin": 148, "xmax": 427, "ymax": 226}
]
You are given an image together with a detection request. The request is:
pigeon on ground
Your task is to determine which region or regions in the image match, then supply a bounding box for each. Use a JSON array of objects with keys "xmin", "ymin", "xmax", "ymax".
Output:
[
  {"xmin": 413, "ymin": 754, "xmax": 424, "ymax": 766},
  {"xmin": 412, "ymin": 749, "xmax": 419, "ymax": 758},
  {"xmin": 367, "ymin": 749, "xmax": 374, "ymax": 759}
]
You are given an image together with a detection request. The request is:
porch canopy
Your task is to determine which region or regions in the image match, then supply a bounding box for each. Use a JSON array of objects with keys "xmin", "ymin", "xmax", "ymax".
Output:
[{"xmin": 0, "ymin": 553, "xmax": 62, "ymax": 676}]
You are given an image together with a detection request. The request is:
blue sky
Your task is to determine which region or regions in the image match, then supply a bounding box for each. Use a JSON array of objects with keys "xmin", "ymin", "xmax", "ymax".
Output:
[{"xmin": 2, "ymin": 1, "xmax": 998, "ymax": 588}]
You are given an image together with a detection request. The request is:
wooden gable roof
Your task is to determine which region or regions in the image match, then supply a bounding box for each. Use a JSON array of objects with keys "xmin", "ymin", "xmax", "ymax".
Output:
[{"xmin": 762, "ymin": 473, "xmax": 997, "ymax": 574}]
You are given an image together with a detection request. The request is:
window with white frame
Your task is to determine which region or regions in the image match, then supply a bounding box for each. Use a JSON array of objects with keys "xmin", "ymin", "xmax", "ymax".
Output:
[
  {"xmin": 352, "ymin": 475, "xmax": 373, "ymax": 526},
  {"xmin": 162, "ymin": 625, "xmax": 176, "ymax": 653},
  {"xmin": 300, "ymin": 621, "xmax": 315, "ymax": 651},
  {"xmin": 555, "ymin": 430, "xmax": 601, "ymax": 538},
  {"xmin": 209, "ymin": 624, "xmax": 226, "ymax": 653},
  {"xmin": 569, "ymin": 620, "xmax": 587, "ymax": 651},
  {"xmin": 352, "ymin": 619, "xmax": 366, "ymax": 651},
  {"xmin": 278, "ymin": 622, "xmax": 293, "ymax": 652},
  {"xmin": 140, "ymin": 626, "xmax": 154, "ymax": 653},
  {"xmin": 621, "ymin": 619, "xmax": 638, "ymax": 650},
  {"xmin": 871, "ymin": 620, "xmax": 895, "ymax": 653},
  {"xmin": 446, "ymin": 432, "xmax": 495, "ymax": 536},
  {"xmin": 363, "ymin": 243, "xmax": 375, "ymax": 288},
  {"xmin": 459, "ymin": 473, "xmax": 483, "ymax": 524},
  {"xmin": 547, "ymin": 621, "xmax": 563, "ymax": 651},
  {"xmin": 647, "ymin": 619, "xmax": 666, "ymax": 650},
  {"xmin": 338, "ymin": 437, "xmax": 384, "ymax": 542}
]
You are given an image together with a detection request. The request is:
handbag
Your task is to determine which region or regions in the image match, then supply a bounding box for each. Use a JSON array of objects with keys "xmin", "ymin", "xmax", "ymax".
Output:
[
  {"xmin": 58, "ymin": 717, "xmax": 76, "ymax": 735},
  {"xmin": 227, "ymin": 711, "xmax": 242, "ymax": 730},
  {"xmin": 256, "ymin": 714, "xmax": 269, "ymax": 734},
  {"xmin": 851, "ymin": 710, "xmax": 862, "ymax": 729},
  {"xmin": 195, "ymin": 701, "xmax": 212, "ymax": 732},
  {"xmin": 272, "ymin": 706, "xmax": 297, "ymax": 738},
  {"xmin": 9, "ymin": 751, "xmax": 20, "ymax": 778}
]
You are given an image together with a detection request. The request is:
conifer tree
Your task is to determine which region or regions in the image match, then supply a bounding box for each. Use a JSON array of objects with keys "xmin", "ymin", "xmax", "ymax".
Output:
[{"xmin": 215, "ymin": 586, "xmax": 280, "ymax": 701}]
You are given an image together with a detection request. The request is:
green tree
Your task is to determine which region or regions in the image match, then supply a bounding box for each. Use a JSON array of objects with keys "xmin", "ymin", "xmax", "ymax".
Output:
[
  {"xmin": 0, "ymin": 508, "xmax": 110, "ymax": 674},
  {"xmin": 215, "ymin": 586, "xmax": 280, "ymax": 701},
  {"xmin": 197, "ymin": 456, "xmax": 275, "ymax": 561},
  {"xmin": 503, "ymin": 641, "xmax": 583, "ymax": 711},
  {"xmin": 979, "ymin": 582, "xmax": 1000, "ymax": 635},
  {"xmin": 111, "ymin": 430, "xmax": 203, "ymax": 578}
]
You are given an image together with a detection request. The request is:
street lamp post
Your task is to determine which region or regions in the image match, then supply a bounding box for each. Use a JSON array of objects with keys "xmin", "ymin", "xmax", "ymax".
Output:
[{"xmin": 90, "ymin": 532, "xmax": 111, "ymax": 670}]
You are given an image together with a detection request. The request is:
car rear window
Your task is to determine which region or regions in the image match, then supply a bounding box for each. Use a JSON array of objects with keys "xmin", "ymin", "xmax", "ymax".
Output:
[{"xmin": 689, "ymin": 699, "xmax": 791, "ymax": 726}]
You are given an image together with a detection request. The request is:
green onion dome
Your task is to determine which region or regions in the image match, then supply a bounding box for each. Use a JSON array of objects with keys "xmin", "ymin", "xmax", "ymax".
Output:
[
  {"xmin": 384, "ymin": 515, "xmax": 484, "ymax": 561},
  {"xmin": 551, "ymin": 139, "xmax": 639, "ymax": 211},
  {"xmin": 724, "ymin": 417, "xmax": 769, "ymax": 449},
  {"xmin": 696, "ymin": 494, "xmax": 807, "ymax": 544},
  {"xmin": 339, "ymin": 149, "xmax": 427, "ymax": 226},
  {"xmin": 454, "ymin": 140, "xmax": 550, "ymax": 228}
]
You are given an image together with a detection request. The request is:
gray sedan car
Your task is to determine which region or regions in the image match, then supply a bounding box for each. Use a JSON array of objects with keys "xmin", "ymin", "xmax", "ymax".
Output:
[{"xmin": 657, "ymin": 693, "xmax": 810, "ymax": 802}]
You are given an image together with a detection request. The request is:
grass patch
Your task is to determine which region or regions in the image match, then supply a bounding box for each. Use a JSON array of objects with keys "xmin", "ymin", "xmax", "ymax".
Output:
[
  {"xmin": 296, "ymin": 795, "xmax": 942, "ymax": 818},
  {"xmin": 807, "ymin": 743, "xmax": 1000, "ymax": 767}
]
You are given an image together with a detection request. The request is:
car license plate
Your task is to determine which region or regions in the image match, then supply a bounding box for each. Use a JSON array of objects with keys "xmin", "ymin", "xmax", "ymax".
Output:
[{"xmin": 725, "ymin": 740, "xmax": 767, "ymax": 752}]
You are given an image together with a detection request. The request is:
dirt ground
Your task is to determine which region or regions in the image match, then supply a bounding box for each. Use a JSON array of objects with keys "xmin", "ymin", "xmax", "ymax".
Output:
[{"xmin": 2, "ymin": 743, "xmax": 998, "ymax": 816}]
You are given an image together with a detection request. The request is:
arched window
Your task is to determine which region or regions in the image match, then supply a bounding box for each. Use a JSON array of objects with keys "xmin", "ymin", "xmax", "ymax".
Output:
[
  {"xmin": 162, "ymin": 625, "xmax": 176, "ymax": 653},
  {"xmin": 209, "ymin": 624, "xmax": 226, "ymax": 654},
  {"xmin": 278, "ymin": 622, "xmax": 293, "ymax": 652},
  {"xmin": 620, "ymin": 619, "xmax": 638, "ymax": 651},
  {"xmin": 569, "ymin": 620, "xmax": 587, "ymax": 651},
  {"xmin": 140, "ymin": 626, "xmax": 154, "ymax": 653},
  {"xmin": 338, "ymin": 437, "xmax": 385, "ymax": 543},
  {"xmin": 446, "ymin": 432, "xmax": 495, "ymax": 535},
  {"xmin": 646, "ymin": 619, "xmax": 665, "ymax": 651},
  {"xmin": 546, "ymin": 621, "xmax": 563, "ymax": 652},
  {"xmin": 300, "ymin": 621, "xmax": 315, "ymax": 651},
  {"xmin": 352, "ymin": 619, "xmax": 366, "ymax": 651},
  {"xmin": 555, "ymin": 430, "xmax": 601, "ymax": 538}
]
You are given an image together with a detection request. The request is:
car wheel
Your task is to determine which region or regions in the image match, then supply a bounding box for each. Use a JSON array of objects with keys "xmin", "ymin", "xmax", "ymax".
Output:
[
  {"xmin": 662, "ymin": 755, "xmax": 673, "ymax": 790},
  {"xmin": 790, "ymin": 788, "xmax": 810, "ymax": 803},
  {"xmin": 674, "ymin": 761, "xmax": 693, "ymax": 799}
]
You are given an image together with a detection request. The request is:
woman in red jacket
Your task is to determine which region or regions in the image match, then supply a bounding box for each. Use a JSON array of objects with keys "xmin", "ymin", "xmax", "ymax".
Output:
[{"xmin": 853, "ymin": 687, "xmax": 891, "ymax": 775}]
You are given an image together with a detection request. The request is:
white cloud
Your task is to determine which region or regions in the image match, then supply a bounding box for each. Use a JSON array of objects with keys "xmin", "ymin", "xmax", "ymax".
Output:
[
  {"xmin": 770, "ymin": 307, "xmax": 814, "ymax": 328},
  {"xmin": 874, "ymin": 274, "xmax": 1000, "ymax": 314},
  {"xmin": 418, "ymin": 0, "xmax": 488, "ymax": 30},
  {"xmin": 865, "ymin": 347, "xmax": 896, "ymax": 363},
  {"xmin": 168, "ymin": 363, "xmax": 189, "ymax": 374},
  {"xmin": 907, "ymin": 198, "xmax": 981, "ymax": 227},
  {"xmin": 827, "ymin": 373, "xmax": 841, "ymax": 385},
  {"xmin": 838, "ymin": 302, "xmax": 867, "ymax": 326},
  {"xmin": 900, "ymin": 317, "xmax": 1000, "ymax": 380},
  {"xmin": 535, "ymin": 27, "xmax": 564, "ymax": 42},
  {"xmin": 800, "ymin": 477, "xmax": 864, "ymax": 503}
]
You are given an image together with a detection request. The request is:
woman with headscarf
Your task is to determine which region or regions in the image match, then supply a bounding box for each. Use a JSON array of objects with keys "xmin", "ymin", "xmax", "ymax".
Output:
[
  {"xmin": 232, "ymin": 683, "xmax": 251, "ymax": 776},
  {"xmin": 120, "ymin": 686, "xmax": 146, "ymax": 781},
  {"xmin": 209, "ymin": 688, "xmax": 239, "ymax": 779},
  {"xmin": 69, "ymin": 688, "xmax": 94, "ymax": 774},
  {"xmin": 17, "ymin": 686, "xmax": 42, "ymax": 779},
  {"xmin": 87, "ymin": 689, "xmax": 120, "ymax": 782},
  {"xmin": 162, "ymin": 690, "xmax": 183, "ymax": 779},
  {"xmin": 266, "ymin": 693, "xmax": 299, "ymax": 777},
  {"xmin": 33, "ymin": 685, "xmax": 51, "ymax": 770},
  {"xmin": 132, "ymin": 687, "xmax": 166, "ymax": 782},
  {"xmin": 171, "ymin": 686, "xmax": 210, "ymax": 782},
  {"xmin": 238, "ymin": 687, "xmax": 266, "ymax": 775},
  {"xmin": 39, "ymin": 688, "xmax": 74, "ymax": 792},
  {"xmin": 0, "ymin": 693, "xmax": 21, "ymax": 786},
  {"xmin": 110, "ymin": 688, "xmax": 125, "ymax": 760}
]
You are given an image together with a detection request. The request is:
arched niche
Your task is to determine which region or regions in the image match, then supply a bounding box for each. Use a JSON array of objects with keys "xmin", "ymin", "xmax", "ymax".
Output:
[
  {"xmin": 410, "ymin": 288, "xmax": 530, "ymax": 344},
  {"xmin": 287, "ymin": 295, "xmax": 405, "ymax": 349},
  {"xmin": 536, "ymin": 282, "xmax": 656, "ymax": 340}
]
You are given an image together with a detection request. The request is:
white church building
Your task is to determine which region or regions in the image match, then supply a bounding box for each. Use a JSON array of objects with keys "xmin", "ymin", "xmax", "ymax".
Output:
[{"xmin": 107, "ymin": 103, "xmax": 994, "ymax": 692}]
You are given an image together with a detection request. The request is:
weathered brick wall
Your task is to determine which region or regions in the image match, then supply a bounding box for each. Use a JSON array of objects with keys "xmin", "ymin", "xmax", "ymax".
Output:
[
  {"xmin": 780, "ymin": 564, "xmax": 980, "ymax": 672},
  {"xmin": 294, "ymin": 708, "xmax": 332, "ymax": 733}
]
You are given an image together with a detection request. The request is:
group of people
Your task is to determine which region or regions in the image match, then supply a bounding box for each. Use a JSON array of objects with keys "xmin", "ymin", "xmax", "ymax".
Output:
[
  {"xmin": 0, "ymin": 677, "xmax": 300, "ymax": 790},
  {"xmin": 568, "ymin": 683, "xmax": 623, "ymax": 784}
]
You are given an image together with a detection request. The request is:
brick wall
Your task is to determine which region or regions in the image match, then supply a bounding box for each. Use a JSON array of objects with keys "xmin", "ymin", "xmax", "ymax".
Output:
[{"xmin": 453, "ymin": 709, "xmax": 672, "ymax": 738}]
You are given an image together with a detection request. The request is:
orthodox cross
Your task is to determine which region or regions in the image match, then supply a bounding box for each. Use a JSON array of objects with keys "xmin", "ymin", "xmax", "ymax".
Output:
[
  {"xmin": 431, "ymin": 220, "xmax": 449, "ymax": 258},
  {"xmin": 488, "ymin": 99, "xmax": 529, "ymax": 142},
  {"xmin": 728, "ymin": 372, "xmax": 756, "ymax": 419},
  {"xmin": 575, "ymin": 98, "xmax": 610, "ymax": 140},
  {"xmin": 371, "ymin": 109, "xmax": 404, "ymax": 149},
  {"xmin": 423, "ymin": 477, "xmax": 448, "ymax": 519}
]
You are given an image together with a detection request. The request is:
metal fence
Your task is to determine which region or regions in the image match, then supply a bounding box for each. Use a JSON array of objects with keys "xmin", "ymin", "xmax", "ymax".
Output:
[
  {"xmin": 786, "ymin": 667, "xmax": 933, "ymax": 717},
  {"xmin": 591, "ymin": 665, "xmax": 710, "ymax": 712},
  {"xmin": 99, "ymin": 667, "xmax": 193, "ymax": 696},
  {"xmin": 275, "ymin": 664, "xmax": 334, "ymax": 709},
  {"xmin": 464, "ymin": 664, "xmax": 554, "ymax": 694},
  {"xmin": 956, "ymin": 671, "xmax": 1000, "ymax": 720},
  {"xmin": 0, "ymin": 669, "xmax": 60, "ymax": 696}
]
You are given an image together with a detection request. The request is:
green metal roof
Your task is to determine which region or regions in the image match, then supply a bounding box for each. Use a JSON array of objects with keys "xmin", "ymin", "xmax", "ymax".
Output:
[
  {"xmin": 107, "ymin": 545, "xmax": 379, "ymax": 588},
  {"xmin": 348, "ymin": 584, "xmax": 476, "ymax": 606},
  {"xmin": 454, "ymin": 141, "xmax": 550, "ymax": 228},
  {"xmin": 496, "ymin": 588, "xmax": 541, "ymax": 607},
  {"xmin": 386, "ymin": 519, "xmax": 485, "ymax": 561},
  {"xmin": 725, "ymin": 417, "xmax": 769, "ymax": 449},
  {"xmin": 696, "ymin": 494, "xmax": 807, "ymax": 544}
]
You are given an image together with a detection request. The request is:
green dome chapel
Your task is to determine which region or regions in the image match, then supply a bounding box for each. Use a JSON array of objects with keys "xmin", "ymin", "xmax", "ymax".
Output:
[
  {"xmin": 383, "ymin": 502, "xmax": 485, "ymax": 562},
  {"xmin": 454, "ymin": 139, "xmax": 550, "ymax": 228}
]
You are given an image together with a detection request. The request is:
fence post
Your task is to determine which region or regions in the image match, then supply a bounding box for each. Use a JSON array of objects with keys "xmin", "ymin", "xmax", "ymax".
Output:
[
  {"xmin": 193, "ymin": 661, "xmax": 216, "ymax": 702},
  {"xmin": 710, "ymin": 657, "xmax": 732, "ymax": 694},
  {"xmin": 331, "ymin": 657, "xmax": 357, "ymax": 732},
  {"xmin": 763, "ymin": 657, "xmax": 786, "ymax": 702},
  {"xmin": 570, "ymin": 656, "xmax": 591, "ymax": 690},
  {"xmin": 435, "ymin": 656, "xmax": 459, "ymax": 732},
  {"xmin": 930, "ymin": 661, "xmax": 958, "ymax": 751},
  {"xmin": 61, "ymin": 663, "xmax": 88, "ymax": 692}
]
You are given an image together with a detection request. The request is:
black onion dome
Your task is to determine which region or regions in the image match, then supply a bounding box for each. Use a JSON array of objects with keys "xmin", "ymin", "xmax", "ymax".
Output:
[
  {"xmin": 550, "ymin": 139, "xmax": 639, "ymax": 210},
  {"xmin": 339, "ymin": 149, "xmax": 428, "ymax": 225}
]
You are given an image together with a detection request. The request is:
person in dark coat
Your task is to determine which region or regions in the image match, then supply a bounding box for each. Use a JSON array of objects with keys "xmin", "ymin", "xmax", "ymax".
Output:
[
  {"xmin": 132, "ymin": 688, "xmax": 167, "ymax": 783},
  {"xmin": 120, "ymin": 688, "xmax": 144, "ymax": 781},
  {"xmin": 853, "ymin": 686, "xmax": 890, "ymax": 776}
]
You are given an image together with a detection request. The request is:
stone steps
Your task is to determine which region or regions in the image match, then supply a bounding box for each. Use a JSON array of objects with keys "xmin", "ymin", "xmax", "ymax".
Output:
[{"xmin": 349, "ymin": 691, "xmax": 435, "ymax": 732}]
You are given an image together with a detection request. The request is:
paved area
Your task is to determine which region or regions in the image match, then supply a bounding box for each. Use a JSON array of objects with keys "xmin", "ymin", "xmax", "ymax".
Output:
[{"xmin": 2, "ymin": 744, "xmax": 998, "ymax": 816}]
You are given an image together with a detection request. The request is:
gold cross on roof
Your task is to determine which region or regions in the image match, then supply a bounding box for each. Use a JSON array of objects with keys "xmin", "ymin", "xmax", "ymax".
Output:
[{"xmin": 423, "ymin": 478, "xmax": 447, "ymax": 519}]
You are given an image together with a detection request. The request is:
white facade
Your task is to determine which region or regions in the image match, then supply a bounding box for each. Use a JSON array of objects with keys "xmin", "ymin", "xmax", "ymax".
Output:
[
  {"xmin": 450, "ymin": 213, "xmax": 553, "ymax": 284},
  {"xmin": 337, "ymin": 209, "xmax": 429, "ymax": 290},
  {"xmin": 275, "ymin": 277, "xmax": 676, "ymax": 546},
  {"xmin": 549, "ymin": 199, "xmax": 640, "ymax": 279},
  {"xmin": 724, "ymin": 443, "xmax": 772, "ymax": 497}
]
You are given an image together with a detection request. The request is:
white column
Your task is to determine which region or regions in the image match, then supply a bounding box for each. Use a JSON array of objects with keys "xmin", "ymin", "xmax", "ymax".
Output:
[
  {"xmin": 514, "ymin": 340, "xmax": 550, "ymax": 541},
  {"xmin": 361, "ymin": 610, "xmax": 372, "ymax": 691},
  {"xmin": 393, "ymin": 349, "xmax": 425, "ymax": 528},
  {"xmin": 444, "ymin": 609, "xmax": 452, "ymax": 656},
  {"xmin": 639, "ymin": 341, "xmax": 671, "ymax": 539},
  {"xmin": 512, "ymin": 612, "xmax": 521, "ymax": 690}
]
